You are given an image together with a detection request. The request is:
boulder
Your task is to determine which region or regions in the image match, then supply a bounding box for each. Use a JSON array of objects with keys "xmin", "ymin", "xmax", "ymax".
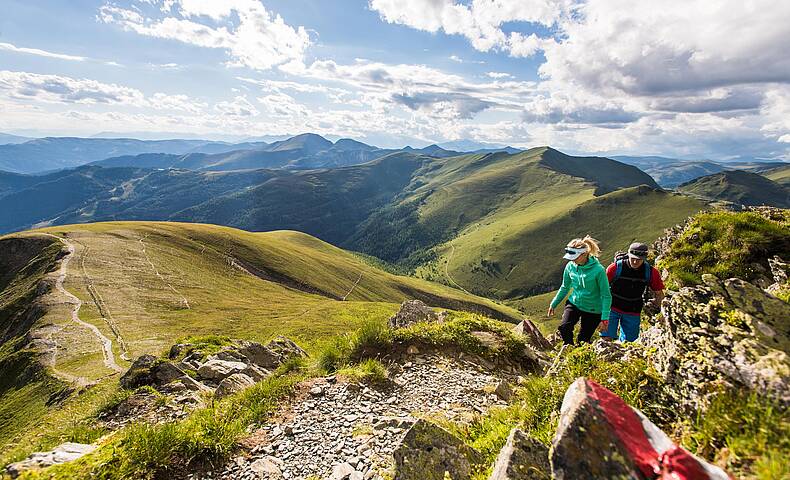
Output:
[
  {"xmin": 392, "ymin": 418, "xmax": 483, "ymax": 480},
  {"xmin": 512, "ymin": 319, "xmax": 553, "ymax": 351},
  {"xmin": 489, "ymin": 428, "xmax": 550, "ymax": 479},
  {"xmin": 641, "ymin": 274, "xmax": 790, "ymax": 409},
  {"xmin": 493, "ymin": 380, "xmax": 513, "ymax": 402},
  {"xmin": 265, "ymin": 336, "xmax": 308, "ymax": 363},
  {"xmin": 6, "ymin": 443, "xmax": 96, "ymax": 478},
  {"xmin": 551, "ymin": 378, "xmax": 730, "ymax": 480},
  {"xmin": 237, "ymin": 337, "xmax": 307, "ymax": 369},
  {"xmin": 388, "ymin": 300, "xmax": 440, "ymax": 329},
  {"xmin": 120, "ymin": 355, "xmax": 184, "ymax": 389},
  {"xmin": 215, "ymin": 373, "xmax": 256, "ymax": 398},
  {"xmin": 197, "ymin": 358, "xmax": 248, "ymax": 382}
]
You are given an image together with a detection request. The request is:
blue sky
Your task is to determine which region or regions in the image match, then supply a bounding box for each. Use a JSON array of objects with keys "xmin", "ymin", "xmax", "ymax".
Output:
[{"xmin": 1, "ymin": 0, "xmax": 788, "ymax": 160}]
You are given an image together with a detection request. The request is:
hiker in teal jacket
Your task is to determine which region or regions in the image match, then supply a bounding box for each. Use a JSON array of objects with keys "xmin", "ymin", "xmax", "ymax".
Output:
[{"xmin": 547, "ymin": 236, "xmax": 612, "ymax": 345}]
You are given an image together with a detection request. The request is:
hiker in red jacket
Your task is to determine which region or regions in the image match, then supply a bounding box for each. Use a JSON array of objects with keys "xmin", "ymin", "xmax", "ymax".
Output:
[{"xmin": 601, "ymin": 242, "xmax": 664, "ymax": 342}]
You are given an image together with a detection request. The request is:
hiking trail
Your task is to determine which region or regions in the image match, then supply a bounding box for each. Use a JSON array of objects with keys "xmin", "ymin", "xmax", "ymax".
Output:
[{"xmin": 40, "ymin": 233, "xmax": 125, "ymax": 374}]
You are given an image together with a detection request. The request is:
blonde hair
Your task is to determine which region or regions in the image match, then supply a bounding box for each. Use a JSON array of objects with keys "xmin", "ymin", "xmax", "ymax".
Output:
[{"xmin": 567, "ymin": 235, "xmax": 601, "ymax": 258}]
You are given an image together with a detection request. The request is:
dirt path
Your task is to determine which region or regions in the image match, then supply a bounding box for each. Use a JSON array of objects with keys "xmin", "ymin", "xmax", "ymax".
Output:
[
  {"xmin": 445, "ymin": 241, "xmax": 473, "ymax": 296},
  {"xmin": 139, "ymin": 235, "xmax": 191, "ymax": 309},
  {"xmin": 341, "ymin": 271, "xmax": 363, "ymax": 301},
  {"xmin": 40, "ymin": 234, "xmax": 125, "ymax": 374}
]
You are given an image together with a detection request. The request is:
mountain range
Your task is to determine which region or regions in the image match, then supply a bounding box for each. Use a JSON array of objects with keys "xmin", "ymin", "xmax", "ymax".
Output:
[
  {"xmin": 0, "ymin": 133, "xmax": 505, "ymax": 175},
  {"xmin": 612, "ymin": 155, "xmax": 786, "ymax": 187},
  {"xmin": 0, "ymin": 146, "xmax": 705, "ymax": 302}
]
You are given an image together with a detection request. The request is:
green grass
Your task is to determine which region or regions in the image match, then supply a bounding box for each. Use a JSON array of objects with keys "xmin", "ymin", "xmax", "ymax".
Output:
[
  {"xmin": 658, "ymin": 210, "xmax": 790, "ymax": 287},
  {"xmin": 676, "ymin": 390, "xmax": 789, "ymax": 479},
  {"xmin": 21, "ymin": 365, "xmax": 302, "ymax": 480},
  {"xmin": 316, "ymin": 312, "xmax": 536, "ymax": 375}
]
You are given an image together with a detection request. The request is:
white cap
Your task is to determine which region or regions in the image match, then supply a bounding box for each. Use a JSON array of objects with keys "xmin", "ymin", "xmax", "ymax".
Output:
[{"xmin": 563, "ymin": 246, "xmax": 588, "ymax": 260}]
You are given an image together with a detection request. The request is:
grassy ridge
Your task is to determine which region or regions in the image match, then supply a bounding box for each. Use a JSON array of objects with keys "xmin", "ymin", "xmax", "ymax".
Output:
[{"xmin": 678, "ymin": 170, "xmax": 790, "ymax": 208}]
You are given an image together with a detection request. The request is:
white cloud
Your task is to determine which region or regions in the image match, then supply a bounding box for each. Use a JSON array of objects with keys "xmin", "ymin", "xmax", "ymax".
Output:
[
  {"xmin": 0, "ymin": 42, "xmax": 87, "ymax": 61},
  {"xmin": 99, "ymin": 0, "xmax": 310, "ymax": 70},
  {"xmin": 369, "ymin": 0, "xmax": 570, "ymax": 56},
  {"xmin": 486, "ymin": 72, "xmax": 512, "ymax": 79},
  {"xmin": 214, "ymin": 96, "xmax": 259, "ymax": 117},
  {"xmin": 0, "ymin": 70, "xmax": 206, "ymax": 114},
  {"xmin": 0, "ymin": 70, "xmax": 144, "ymax": 105}
]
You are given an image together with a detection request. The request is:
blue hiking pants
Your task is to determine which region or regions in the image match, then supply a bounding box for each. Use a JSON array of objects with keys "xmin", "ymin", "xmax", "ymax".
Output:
[{"xmin": 601, "ymin": 310, "xmax": 641, "ymax": 342}]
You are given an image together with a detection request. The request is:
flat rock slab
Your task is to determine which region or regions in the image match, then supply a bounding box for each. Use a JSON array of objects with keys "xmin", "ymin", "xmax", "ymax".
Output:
[{"xmin": 6, "ymin": 443, "xmax": 96, "ymax": 478}]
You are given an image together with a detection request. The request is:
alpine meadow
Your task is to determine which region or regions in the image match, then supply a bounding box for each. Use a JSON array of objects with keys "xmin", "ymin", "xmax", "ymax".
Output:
[{"xmin": 0, "ymin": 1, "xmax": 788, "ymax": 480}]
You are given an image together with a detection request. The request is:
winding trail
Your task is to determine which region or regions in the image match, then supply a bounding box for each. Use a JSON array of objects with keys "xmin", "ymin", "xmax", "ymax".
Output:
[
  {"xmin": 139, "ymin": 235, "xmax": 190, "ymax": 309},
  {"xmin": 341, "ymin": 271, "xmax": 363, "ymax": 301},
  {"xmin": 445, "ymin": 240, "xmax": 472, "ymax": 296},
  {"xmin": 40, "ymin": 234, "xmax": 125, "ymax": 374}
]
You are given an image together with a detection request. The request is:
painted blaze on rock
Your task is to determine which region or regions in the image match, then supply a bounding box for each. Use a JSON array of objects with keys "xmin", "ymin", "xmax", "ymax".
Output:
[{"xmin": 551, "ymin": 378, "xmax": 731, "ymax": 480}]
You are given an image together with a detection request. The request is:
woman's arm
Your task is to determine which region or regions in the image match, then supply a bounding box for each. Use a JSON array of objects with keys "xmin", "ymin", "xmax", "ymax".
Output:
[
  {"xmin": 549, "ymin": 263, "xmax": 572, "ymax": 311},
  {"xmin": 598, "ymin": 267, "xmax": 612, "ymax": 320}
]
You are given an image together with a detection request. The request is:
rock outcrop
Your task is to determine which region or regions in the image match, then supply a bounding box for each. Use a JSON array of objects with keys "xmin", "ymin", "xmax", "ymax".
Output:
[
  {"xmin": 641, "ymin": 274, "xmax": 790, "ymax": 409},
  {"xmin": 392, "ymin": 419, "xmax": 483, "ymax": 480},
  {"xmin": 551, "ymin": 378, "xmax": 730, "ymax": 480},
  {"xmin": 388, "ymin": 300, "xmax": 442, "ymax": 329},
  {"xmin": 512, "ymin": 319, "xmax": 553, "ymax": 351},
  {"xmin": 112, "ymin": 336, "xmax": 308, "ymax": 423},
  {"xmin": 489, "ymin": 428, "xmax": 550, "ymax": 479},
  {"xmin": 6, "ymin": 443, "xmax": 96, "ymax": 478}
]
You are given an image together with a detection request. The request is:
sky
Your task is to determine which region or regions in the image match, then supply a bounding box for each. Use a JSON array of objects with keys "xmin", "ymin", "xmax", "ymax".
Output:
[{"xmin": 1, "ymin": 0, "xmax": 789, "ymax": 159}]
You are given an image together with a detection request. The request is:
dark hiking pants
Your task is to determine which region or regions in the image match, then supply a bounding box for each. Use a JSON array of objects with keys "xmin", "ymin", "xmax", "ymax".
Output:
[{"xmin": 558, "ymin": 302, "xmax": 601, "ymax": 345}]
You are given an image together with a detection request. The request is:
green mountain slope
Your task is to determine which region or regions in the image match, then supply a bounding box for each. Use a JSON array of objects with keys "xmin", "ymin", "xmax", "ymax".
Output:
[
  {"xmin": 0, "ymin": 221, "xmax": 519, "ymax": 457},
  {"xmin": 762, "ymin": 164, "xmax": 790, "ymax": 188},
  {"xmin": 347, "ymin": 147, "xmax": 702, "ymax": 298},
  {"xmin": 678, "ymin": 170, "xmax": 790, "ymax": 208}
]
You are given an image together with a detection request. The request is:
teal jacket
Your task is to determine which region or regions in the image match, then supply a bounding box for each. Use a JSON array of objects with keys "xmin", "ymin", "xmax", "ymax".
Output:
[{"xmin": 550, "ymin": 256, "xmax": 612, "ymax": 320}]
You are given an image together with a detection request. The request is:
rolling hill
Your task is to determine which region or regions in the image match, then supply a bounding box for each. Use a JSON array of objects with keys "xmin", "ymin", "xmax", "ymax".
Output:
[
  {"xmin": 0, "ymin": 221, "xmax": 520, "ymax": 458},
  {"xmin": 0, "ymin": 147, "xmax": 708, "ymax": 301},
  {"xmin": 677, "ymin": 170, "xmax": 790, "ymax": 208}
]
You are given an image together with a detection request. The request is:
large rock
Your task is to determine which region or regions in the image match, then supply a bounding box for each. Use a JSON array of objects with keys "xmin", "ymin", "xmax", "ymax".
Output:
[
  {"xmin": 6, "ymin": 443, "xmax": 96, "ymax": 478},
  {"xmin": 641, "ymin": 274, "xmax": 790, "ymax": 409},
  {"xmin": 236, "ymin": 337, "xmax": 307, "ymax": 369},
  {"xmin": 512, "ymin": 319, "xmax": 553, "ymax": 351},
  {"xmin": 392, "ymin": 418, "xmax": 483, "ymax": 480},
  {"xmin": 388, "ymin": 300, "xmax": 440, "ymax": 329},
  {"xmin": 215, "ymin": 373, "xmax": 256, "ymax": 398},
  {"xmin": 120, "ymin": 355, "xmax": 185, "ymax": 389},
  {"xmin": 551, "ymin": 378, "xmax": 730, "ymax": 480},
  {"xmin": 197, "ymin": 358, "xmax": 248, "ymax": 382},
  {"xmin": 489, "ymin": 428, "xmax": 550, "ymax": 480}
]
